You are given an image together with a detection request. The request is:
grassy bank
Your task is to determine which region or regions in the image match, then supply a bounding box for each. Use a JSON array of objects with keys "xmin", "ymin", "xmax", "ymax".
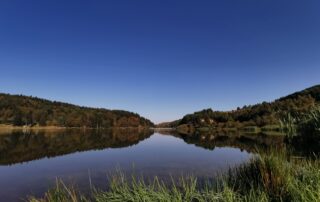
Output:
[
  {"xmin": 0, "ymin": 124, "xmax": 67, "ymax": 135},
  {"xmin": 28, "ymin": 153, "xmax": 320, "ymax": 202},
  {"xmin": 0, "ymin": 124, "xmax": 152, "ymax": 132},
  {"xmin": 0, "ymin": 124, "xmax": 67, "ymax": 129}
]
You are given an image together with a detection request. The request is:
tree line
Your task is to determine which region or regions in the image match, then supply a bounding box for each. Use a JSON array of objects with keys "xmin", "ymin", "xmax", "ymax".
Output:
[
  {"xmin": 0, "ymin": 94, "xmax": 154, "ymax": 128},
  {"xmin": 176, "ymin": 85, "xmax": 320, "ymax": 128}
]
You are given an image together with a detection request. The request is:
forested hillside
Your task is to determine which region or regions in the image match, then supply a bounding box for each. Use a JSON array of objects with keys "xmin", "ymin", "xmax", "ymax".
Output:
[
  {"xmin": 0, "ymin": 94, "xmax": 154, "ymax": 128},
  {"xmin": 172, "ymin": 85, "xmax": 320, "ymax": 129}
]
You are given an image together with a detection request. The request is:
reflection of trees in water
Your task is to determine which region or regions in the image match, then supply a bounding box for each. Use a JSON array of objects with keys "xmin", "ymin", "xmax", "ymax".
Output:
[
  {"xmin": 159, "ymin": 130, "xmax": 320, "ymax": 157},
  {"xmin": 1, "ymin": 128, "xmax": 317, "ymax": 166},
  {"xmin": 158, "ymin": 130, "xmax": 286, "ymax": 154},
  {"xmin": 0, "ymin": 128, "xmax": 153, "ymax": 165}
]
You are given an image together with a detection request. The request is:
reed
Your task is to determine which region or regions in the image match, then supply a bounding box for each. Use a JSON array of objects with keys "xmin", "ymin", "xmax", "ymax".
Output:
[{"xmin": 280, "ymin": 105, "xmax": 320, "ymax": 138}]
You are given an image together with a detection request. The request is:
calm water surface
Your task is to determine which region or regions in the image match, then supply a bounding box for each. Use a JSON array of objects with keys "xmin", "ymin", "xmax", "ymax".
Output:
[{"xmin": 0, "ymin": 129, "xmax": 267, "ymax": 201}]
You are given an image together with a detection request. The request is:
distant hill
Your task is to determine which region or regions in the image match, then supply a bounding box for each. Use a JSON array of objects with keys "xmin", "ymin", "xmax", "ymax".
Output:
[
  {"xmin": 166, "ymin": 85, "xmax": 320, "ymax": 130},
  {"xmin": 156, "ymin": 120, "xmax": 181, "ymax": 128},
  {"xmin": 0, "ymin": 93, "xmax": 154, "ymax": 128}
]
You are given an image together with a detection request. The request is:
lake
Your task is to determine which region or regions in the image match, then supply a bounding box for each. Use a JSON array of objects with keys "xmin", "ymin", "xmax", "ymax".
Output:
[{"xmin": 0, "ymin": 129, "xmax": 284, "ymax": 201}]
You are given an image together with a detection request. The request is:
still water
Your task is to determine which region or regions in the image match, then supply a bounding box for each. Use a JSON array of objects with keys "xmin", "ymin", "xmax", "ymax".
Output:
[{"xmin": 0, "ymin": 129, "xmax": 283, "ymax": 201}]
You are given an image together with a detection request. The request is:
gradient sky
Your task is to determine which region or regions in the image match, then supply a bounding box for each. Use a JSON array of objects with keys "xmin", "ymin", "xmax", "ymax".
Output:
[{"xmin": 0, "ymin": 0, "xmax": 319, "ymax": 123}]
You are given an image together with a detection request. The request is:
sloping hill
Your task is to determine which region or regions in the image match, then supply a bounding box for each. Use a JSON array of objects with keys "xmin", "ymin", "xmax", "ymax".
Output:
[
  {"xmin": 278, "ymin": 85, "xmax": 320, "ymax": 102},
  {"xmin": 0, "ymin": 93, "xmax": 154, "ymax": 128},
  {"xmin": 170, "ymin": 85, "xmax": 320, "ymax": 129}
]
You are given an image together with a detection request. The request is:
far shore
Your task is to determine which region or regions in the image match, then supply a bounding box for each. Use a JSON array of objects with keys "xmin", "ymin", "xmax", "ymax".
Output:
[
  {"xmin": 0, "ymin": 124, "xmax": 152, "ymax": 134},
  {"xmin": 0, "ymin": 125, "xmax": 70, "ymax": 135},
  {"xmin": 0, "ymin": 124, "xmax": 67, "ymax": 130}
]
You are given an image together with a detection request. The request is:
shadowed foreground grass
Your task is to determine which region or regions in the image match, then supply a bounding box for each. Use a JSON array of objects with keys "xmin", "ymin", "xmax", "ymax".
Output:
[{"xmin": 28, "ymin": 153, "xmax": 320, "ymax": 202}]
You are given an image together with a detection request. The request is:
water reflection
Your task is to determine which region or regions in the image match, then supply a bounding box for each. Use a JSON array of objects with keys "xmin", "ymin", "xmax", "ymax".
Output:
[
  {"xmin": 0, "ymin": 128, "xmax": 153, "ymax": 165},
  {"xmin": 0, "ymin": 129, "xmax": 289, "ymax": 166},
  {"xmin": 158, "ymin": 129, "xmax": 286, "ymax": 154},
  {"xmin": 0, "ymin": 129, "xmax": 287, "ymax": 201}
]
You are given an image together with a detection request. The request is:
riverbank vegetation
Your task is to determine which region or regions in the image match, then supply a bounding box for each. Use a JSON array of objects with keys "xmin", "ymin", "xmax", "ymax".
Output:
[
  {"xmin": 0, "ymin": 93, "xmax": 153, "ymax": 128},
  {"xmin": 281, "ymin": 106, "xmax": 320, "ymax": 137},
  {"xmin": 28, "ymin": 152, "xmax": 320, "ymax": 202}
]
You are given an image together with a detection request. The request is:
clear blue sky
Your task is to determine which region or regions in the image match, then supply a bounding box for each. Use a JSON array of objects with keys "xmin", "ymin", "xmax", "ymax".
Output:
[{"xmin": 0, "ymin": 0, "xmax": 319, "ymax": 123}]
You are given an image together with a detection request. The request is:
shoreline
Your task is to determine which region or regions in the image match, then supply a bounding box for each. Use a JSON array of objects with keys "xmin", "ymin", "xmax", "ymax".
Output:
[
  {"xmin": 0, "ymin": 124, "xmax": 68, "ymax": 130},
  {"xmin": 0, "ymin": 125, "xmax": 152, "ymax": 135}
]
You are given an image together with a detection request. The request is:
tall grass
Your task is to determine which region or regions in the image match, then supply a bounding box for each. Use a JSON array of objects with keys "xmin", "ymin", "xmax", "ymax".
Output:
[
  {"xmin": 280, "ymin": 113, "xmax": 298, "ymax": 138},
  {"xmin": 28, "ymin": 179, "xmax": 89, "ymax": 202},
  {"xmin": 297, "ymin": 107, "xmax": 320, "ymax": 136},
  {"xmin": 28, "ymin": 153, "xmax": 320, "ymax": 202},
  {"xmin": 280, "ymin": 106, "xmax": 320, "ymax": 138}
]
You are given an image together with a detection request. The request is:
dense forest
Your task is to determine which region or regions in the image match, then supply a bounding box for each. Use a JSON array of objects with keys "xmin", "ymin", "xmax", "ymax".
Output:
[
  {"xmin": 165, "ymin": 85, "xmax": 320, "ymax": 129},
  {"xmin": 0, "ymin": 94, "xmax": 154, "ymax": 128}
]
